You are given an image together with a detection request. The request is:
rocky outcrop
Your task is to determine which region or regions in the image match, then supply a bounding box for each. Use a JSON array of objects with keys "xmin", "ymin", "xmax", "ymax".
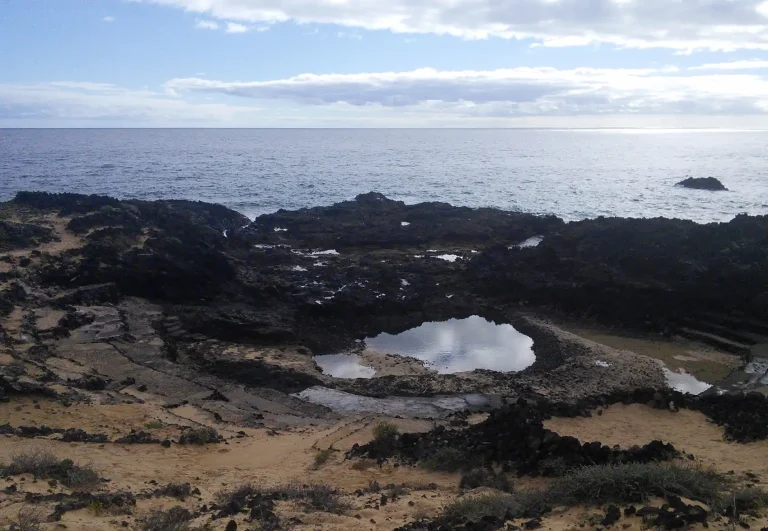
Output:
[{"xmin": 676, "ymin": 177, "xmax": 728, "ymax": 191}]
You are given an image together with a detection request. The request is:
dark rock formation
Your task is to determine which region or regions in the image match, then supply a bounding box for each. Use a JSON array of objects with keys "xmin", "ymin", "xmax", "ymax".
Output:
[
  {"xmin": 349, "ymin": 396, "xmax": 678, "ymax": 475},
  {"xmin": 677, "ymin": 177, "xmax": 728, "ymax": 191}
]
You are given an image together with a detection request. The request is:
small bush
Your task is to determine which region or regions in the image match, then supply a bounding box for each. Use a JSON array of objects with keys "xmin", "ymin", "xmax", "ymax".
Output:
[
  {"xmin": 178, "ymin": 427, "xmax": 221, "ymax": 445},
  {"xmin": 140, "ymin": 506, "xmax": 192, "ymax": 531},
  {"xmin": 313, "ymin": 448, "xmax": 333, "ymax": 469},
  {"xmin": 87, "ymin": 501, "xmax": 105, "ymax": 516},
  {"xmin": 730, "ymin": 487, "xmax": 768, "ymax": 516},
  {"xmin": 2, "ymin": 451, "xmax": 100, "ymax": 490},
  {"xmin": 460, "ymin": 468, "xmax": 512, "ymax": 492},
  {"xmin": 145, "ymin": 420, "xmax": 165, "ymax": 430},
  {"xmin": 217, "ymin": 482, "xmax": 351, "ymax": 515},
  {"xmin": 442, "ymin": 492, "xmax": 520, "ymax": 523},
  {"xmin": 281, "ymin": 482, "xmax": 352, "ymax": 514},
  {"xmin": 421, "ymin": 447, "xmax": 467, "ymax": 472},
  {"xmin": 10, "ymin": 506, "xmax": 44, "ymax": 531},
  {"xmin": 216, "ymin": 483, "xmax": 259, "ymax": 507},
  {"xmin": 372, "ymin": 422, "xmax": 399, "ymax": 442},
  {"xmin": 157, "ymin": 482, "xmax": 193, "ymax": 500}
]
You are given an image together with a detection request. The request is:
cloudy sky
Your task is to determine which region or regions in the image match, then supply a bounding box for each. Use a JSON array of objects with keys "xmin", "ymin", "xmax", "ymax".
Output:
[{"xmin": 2, "ymin": 0, "xmax": 768, "ymax": 127}]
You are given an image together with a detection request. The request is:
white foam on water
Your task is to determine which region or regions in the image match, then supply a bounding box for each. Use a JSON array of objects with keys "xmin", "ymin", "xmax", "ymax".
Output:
[
  {"xmin": 274, "ymin": 227, "xmax": 288, "ymax": 232},
  {"xmin": 595, "ymin": 360, "xmax": 611, "ymax": 367},
  {"xmin": 311, "ymin": 249, "xmax": 339, "ymax": 256},
  {"xmin": 401, "ymin": 221, "xmax": 410, "ymax": 226},
  {"xmin": 436, "ymin": 254, "xmax": 460, "ymax": 262},
  {"xmin": 401, "ymin": 279, "xmax": 410, "ymax": 287},
  {"xmin": 291, "ymin": 266, "xmax": 307, "ymax": 272}
]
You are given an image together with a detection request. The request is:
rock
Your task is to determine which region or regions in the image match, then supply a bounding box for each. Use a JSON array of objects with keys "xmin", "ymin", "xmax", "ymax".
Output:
[
  {"xmin": 225, "ymin": 521, "xmax": 237, "ymax": 531},
  {"xmin": 676, "ymin": 177, "xmax": 728, "ymax": 191},
  {"xmin": 601, "ymin": 505, "xmax": 621, "ymax": 526}
]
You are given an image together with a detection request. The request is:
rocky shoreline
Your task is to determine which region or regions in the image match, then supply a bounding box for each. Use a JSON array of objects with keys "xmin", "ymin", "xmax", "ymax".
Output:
[{"xmin": 2, "ymin": 190, "xmax": 768, "ymax": 530}]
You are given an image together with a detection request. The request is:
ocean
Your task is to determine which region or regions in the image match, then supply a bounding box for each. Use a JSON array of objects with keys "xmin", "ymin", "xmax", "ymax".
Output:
[{"xmin": 2, "ymin": 128, "xmax": 767, "ymax": 223}]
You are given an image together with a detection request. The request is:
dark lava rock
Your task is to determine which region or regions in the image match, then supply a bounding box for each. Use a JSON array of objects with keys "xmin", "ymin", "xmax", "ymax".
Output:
[
  {"xmin": 601, "ymin": 505, "xmax": 621, "ymax": 526},
  {"xmin": 225, "ymin": 521, "xmax": 237, "ymax": 531},
  {"xmin": 350, "ymin": 397, "xmax": 678, "ymax": 475},
  {"xmin": 0, "ymin": 220, "xmax": 57, "ymax": 252},
  {"xmin": 676, "ymin": 177, "xmax": 728, "ymax": 191}
]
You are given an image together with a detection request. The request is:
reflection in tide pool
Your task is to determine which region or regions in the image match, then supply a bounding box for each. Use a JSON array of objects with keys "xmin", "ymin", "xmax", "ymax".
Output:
[
  {"xmin": 315, "ymin": 354, "xmax": 375, "ymax": 379},
  {"xmin": 663, "ymin": 368, "xmax": 712, "ymax": 395},
  {"xmin": 366, "ymin": 315, "xmax": 535, "ymax": 374}
]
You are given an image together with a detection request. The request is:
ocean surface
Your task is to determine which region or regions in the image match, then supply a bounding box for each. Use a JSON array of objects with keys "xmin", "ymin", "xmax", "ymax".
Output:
[{"xmin": 2, "ymin": 128, "xmax": 767, "ymax": 223}]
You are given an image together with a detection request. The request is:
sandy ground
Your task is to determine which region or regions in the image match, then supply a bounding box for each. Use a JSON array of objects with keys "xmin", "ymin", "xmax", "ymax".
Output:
[
  {"xmin": 2, "ymin": 397, "xmax": 767, "ymax": 530},
  {"xmin": 546, "ymin": 403, "xmax": 768, "ymax": 483}
]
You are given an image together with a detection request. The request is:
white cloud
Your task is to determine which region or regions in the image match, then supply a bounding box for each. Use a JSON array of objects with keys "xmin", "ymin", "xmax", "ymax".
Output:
[
  {"xmin": 164, "ymin": 66, "xmax": 768, "ymax": 116},
  {"xmin": 139, "ymin": 0, "xmax": 768, "ymax": 51},
  {"xmin": 195, "ymin": 19, "xmax": 220, "ymax": 29},
  {"xmin": 102, "ymin": 16, "xmax": 115, "ymax": 22},
  {"xmin": 225, "ymin": 22, "xmax": 249, "ymax": 33},
  {"xmin": 690, "ymin": 59, "xmax": 768, "ymax": 70},
  {"xmin": 0, "ymin": 81, "xmax": 260, "ymax": 126}
]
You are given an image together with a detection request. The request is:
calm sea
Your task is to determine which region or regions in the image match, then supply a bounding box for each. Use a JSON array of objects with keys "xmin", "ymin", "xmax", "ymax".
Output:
[{"xmin": 2, "ymin": 128, "xmax": 767, "ymax": 223}]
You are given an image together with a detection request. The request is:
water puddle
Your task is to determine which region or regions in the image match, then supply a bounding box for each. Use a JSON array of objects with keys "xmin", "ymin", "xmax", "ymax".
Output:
[
  {"xmin": 314, "ymin": 354, "xmax": 375, "ymax": 379},
  {"xmin": 663, "ymin": 368, "xmax": 712, "ymax": 395},
  {"xmin": 294, "ymin": 386, "xmax": 495, "ymax": 417},
  {"xmin": 365, "ymin": 315, "xmax": 535, "ymax": 374},
  {"xmin": 510, "ymin": 236, "xmax": 544, "ymax": 249}
]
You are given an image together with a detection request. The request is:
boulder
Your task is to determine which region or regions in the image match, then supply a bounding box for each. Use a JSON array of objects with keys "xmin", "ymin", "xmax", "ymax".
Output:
[{"xmin": 676, "ymin": 177, "xmax": 727, "ymax": 191}]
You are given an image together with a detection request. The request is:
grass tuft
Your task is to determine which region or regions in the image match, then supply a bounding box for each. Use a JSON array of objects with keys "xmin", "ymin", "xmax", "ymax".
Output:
[{"xmin": 313, "ymin": 448, "xmax": 333, "ymax": 469}]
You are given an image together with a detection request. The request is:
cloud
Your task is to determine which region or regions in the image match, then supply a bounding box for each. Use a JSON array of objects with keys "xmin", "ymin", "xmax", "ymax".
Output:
[
  {"xmin": 164, "ymin": 66, "xmax": 768, "ymax": 116},
  {"xmin": 102, "ymin": 16, "xmax": 115, "ymax": 22},
  {"xmin": 139, "ymin": 0, "xmax": 768, "ymax": 51},
  {"xmin": 0, "ymin": 81, "xmax": 260, "ymax": 126},
  {"xmin": 225, "ymin": 22, "xmax": 249, "ymax": 33},
  {"xmin": 195, "ymin": 19, "xmax": 220, "ymax": 30},
  {"xmin": 690, "ymin": 59, "xmax": 768, "ymax": 70}
]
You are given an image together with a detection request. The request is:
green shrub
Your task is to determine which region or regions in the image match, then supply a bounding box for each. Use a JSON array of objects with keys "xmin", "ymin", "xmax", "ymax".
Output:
[
  {"xmin": 372, "ymin": 422, "xmax": 399, "ymax": 442},
  {"xmin": 144, "ymin": 420, "xmax": 165, "ymax": 430}
]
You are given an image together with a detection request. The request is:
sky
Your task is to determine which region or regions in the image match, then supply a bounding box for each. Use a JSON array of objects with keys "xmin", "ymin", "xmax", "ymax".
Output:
[{"xmin": 2, "ymin": 0, "xmax": 768, "ymax": 127}]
